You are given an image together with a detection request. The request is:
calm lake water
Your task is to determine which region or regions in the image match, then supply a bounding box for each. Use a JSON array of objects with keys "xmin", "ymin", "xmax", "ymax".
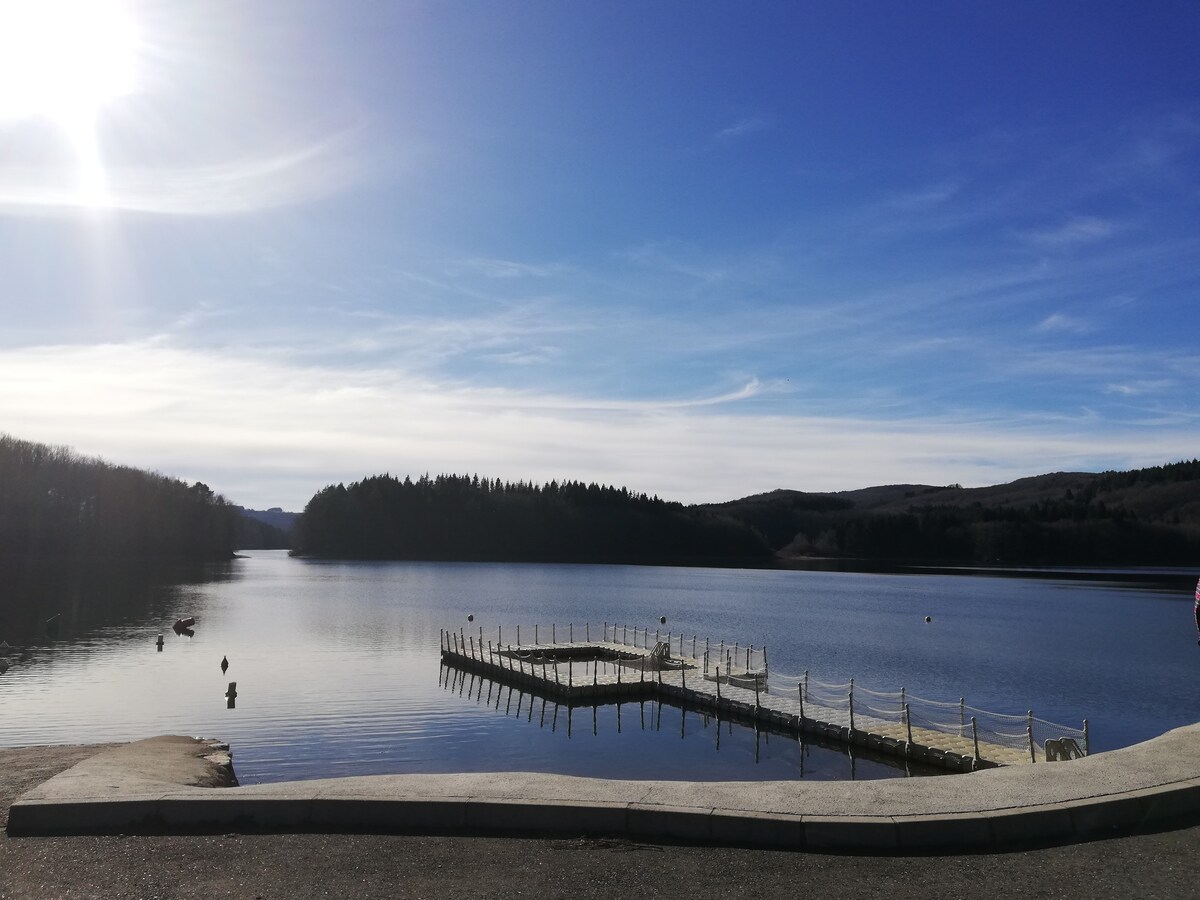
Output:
[{"xmin": 1, "ymin": 551, "xmax": 1198, "ymax": 784}]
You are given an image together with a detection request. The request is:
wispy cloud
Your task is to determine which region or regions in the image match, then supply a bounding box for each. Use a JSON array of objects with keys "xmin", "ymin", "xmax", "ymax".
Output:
[
  {"xmin": 715, "ymin": 116, "xmax": 770, "ymax": 141},
  {"xmin": 1034, "ymin": 313, "xmax": 1091, "ymax": 334},
  {"xmin": 1020, "ymin": 216, "xmax": 1116, "ymax": 248},
  {"xmin": 0, "ymin": 128, "xmax": 366, "ymax": 216},
  {"xmin": 1, "ymin": 341, "xmax": 1197, "ymax": 511}
]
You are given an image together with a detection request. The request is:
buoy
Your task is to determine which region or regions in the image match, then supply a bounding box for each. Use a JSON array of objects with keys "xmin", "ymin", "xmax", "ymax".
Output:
[
  {"xmin": 156, "ymin": 635, "xmax": 164, "ymax": 651},
  {"xmin": 925, "ymin": 616, "xmax": 932, "ymax": 623},
  {"xmin": 659, "ymin": 615, "xmax": 667, "ymax": 625},
  {"xmin": 220, "ymin": 655, "xmax": 229, "ymax": 674},
  {"xmin": 467, "ymin": 614, "xmax": 474, "ymax": 623}
]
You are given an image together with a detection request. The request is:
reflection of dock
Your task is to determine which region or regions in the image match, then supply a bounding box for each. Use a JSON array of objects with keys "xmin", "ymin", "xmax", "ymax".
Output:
[
  {"xmin": 437, "ymin": 662, "xmax": 941, "ymax": 778},
  {"xmin": 441, "ymin": 624, "xmax": 1090, "ymax": 773}
]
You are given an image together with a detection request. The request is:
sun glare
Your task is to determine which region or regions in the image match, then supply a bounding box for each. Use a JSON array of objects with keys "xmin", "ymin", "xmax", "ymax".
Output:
[{"xmin": 0, "ymin": 0, "xmax": 140, "ymax": 204}]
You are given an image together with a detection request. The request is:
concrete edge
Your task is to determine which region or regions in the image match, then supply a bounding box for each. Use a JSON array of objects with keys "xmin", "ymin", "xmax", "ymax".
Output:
[{"xmin": 10, "ymin": 777, "xmax": 1200, "ymax": 851}]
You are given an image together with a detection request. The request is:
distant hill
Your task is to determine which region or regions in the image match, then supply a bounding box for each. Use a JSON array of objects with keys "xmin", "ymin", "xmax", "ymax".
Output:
[
  {"xmin": 234, "ymin": 507, "xmax": 298, "ymax": 550},
  {"xmin": 703, "ymin": 460, "xmax": 1200, "ymax": 566}
]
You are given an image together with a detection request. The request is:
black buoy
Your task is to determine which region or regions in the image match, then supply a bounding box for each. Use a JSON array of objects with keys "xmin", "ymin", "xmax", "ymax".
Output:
[
  {"xmin": 925, "ymin": 615, "xmax": 932, "ymax": 623},
  {"xmin": 659, "ymin": 616, "xmax": 667, "ymax": 625},
  {"xmin": 220, "ymin": 655, "xmax": 229, "ymax": 674},
  {"xmin": 467, "ymin": 614, "xmax": 474, "ymax": 623}
]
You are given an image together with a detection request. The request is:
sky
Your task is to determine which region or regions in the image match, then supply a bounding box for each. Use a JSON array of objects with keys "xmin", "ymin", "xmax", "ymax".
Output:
[{"xmin": 1, "ymin": 1, "xmax": 1198, "ymax": 511}]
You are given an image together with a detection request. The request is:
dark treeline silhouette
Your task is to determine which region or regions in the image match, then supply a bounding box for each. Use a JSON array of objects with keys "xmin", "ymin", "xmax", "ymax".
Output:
[
  {"xmin": 710, "ymin": 460, "xmax": 1200, "ymax": 566},
  {"xmin": 293, "ymin": 473, "xmax": 771, "ymax": 564},
  {"xmin": 0, "ymin": 433, "xmax": 239, "ymax": 567}
]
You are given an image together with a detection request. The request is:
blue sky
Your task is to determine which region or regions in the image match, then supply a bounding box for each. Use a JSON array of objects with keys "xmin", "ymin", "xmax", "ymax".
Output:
[{"xmin": 1, "ymin": 1, "xmax": 1198, "ymax": 511}]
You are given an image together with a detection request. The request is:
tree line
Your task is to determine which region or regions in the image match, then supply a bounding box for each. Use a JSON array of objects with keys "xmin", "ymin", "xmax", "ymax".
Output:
[
  {"xmin": 293, "ymin": 473, "xmax": 771, "ymax": 564},
  {"xmin": 0, "ymin": 433, "xmax": 238, "ymax": 567}
]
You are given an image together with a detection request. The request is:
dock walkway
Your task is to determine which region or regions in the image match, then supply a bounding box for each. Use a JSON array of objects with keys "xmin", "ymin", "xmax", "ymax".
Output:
[{"xmin": 441, "ymin": 625, "xmax": 1088, "ymax": 772}]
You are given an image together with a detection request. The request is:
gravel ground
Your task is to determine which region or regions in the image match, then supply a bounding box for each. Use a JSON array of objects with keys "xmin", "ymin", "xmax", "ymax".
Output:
[{"xmin": 3, "ymin": 744, "xmax": 1199, "ymax": 900}]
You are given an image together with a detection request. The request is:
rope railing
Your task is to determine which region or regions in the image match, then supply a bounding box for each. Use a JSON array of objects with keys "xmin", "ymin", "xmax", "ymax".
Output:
[{"xmin": 442, "ymin": 626, "xmax": 1090, "ymax": 761}]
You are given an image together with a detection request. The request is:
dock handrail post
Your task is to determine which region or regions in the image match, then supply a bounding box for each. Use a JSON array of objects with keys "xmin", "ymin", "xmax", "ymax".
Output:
[
  {"xmin": 586, "ymin": 622, "xmax": 590, "ymax": 642},
  {"xmin": 488, "ymin": 640, "xmax": 493, "ymax": 663},
  {"xmin": 905, "ymin": 702, "xmax": 913, "ymax": 747},
  {"xmin": 1028, "ymin": 710, "xmax": 1036, "ymax": 763},
  {"xmin": 656, "ymin": 628, "xmax": 660, "ymax": 644},
  {"xmin": 681, "ymin": 663, "xmax": 686, "ymax": 690},
  {"xmin": 900, "ymin": 687, "xmax": 906, "ymax": 723},
  {"xmin": 569, "ymin": 658, "xmax": 573, "ymax": 687},
  {"xmin": 1083, "ymin": 719, "xmax": 1090, "ymax": 755},
  {"xmin": 469, "ymin": 636, "xmax": 475, "ymax": 659},
  {"xmin": 440, "ymin": 628, "xmax": 444, "ymax": 651},
  {"xmin": 555, "ymin": 659, "xmax": 560, "ymax": 685},
  {"xmin": 960, "ymin": 697, "xmax": 965, "ymax": 737},
  {"xmin": 798, "ymin": 683, "xmax": 805, "ymax": 722},
  {"xmin": 763, "ymin": 645, "xmax": 768, "ymax": 677},
  {"xmin": 705, "ymin": 636, "xmax": 710, "ymax": 659},
  {"xmin": 453, "ymin": 632, "xmax": 459, "ymax": 655},
  {"xmin": 703, "ymin": 650, "xmax": 709, "ymax": 676},
  {"xmin": 746, "ymin": 645, "xmax": 751, "ymax": 670},
  {"xmin": 804, "ymin": 670, "xmax": 809, "ymax": 703},
  {"xmin": 623, "ymin": 624, "xmax": 627, "ymax": 644},
  {"xmin": 570, "ymin": 623, "xmax": 573, "ymax": 643},
  {"xmin": 692, "ymin": 635, "xmax": 697, "ymax": 658},
  {"xmin": 639, "ymin": 662, "xmax": 644, "ymax": 684},
  {"xmin": 848, "ymin": 678, "xmax": 855, "ymax": 734},
  {"xmin": 479, "ymin": 626, "xmax": 483, "ymax": 646},
  {"xmin": 554, "ymin": 623, "xmax": 557, "ymax": 643},
  {"xmin": 972, "ymin": 716, "xmax": 980, "ymax": 767},
  {"xmin": 754, "ymin": 673, "xmax": 761, "ymax": 715},
  {"xmin": 499, "ymin": 625, "xmax": 503, "ymax": 646},
  {"xmin": 716, "ymin": 667, "xmax": 721, "ymax": 701}
]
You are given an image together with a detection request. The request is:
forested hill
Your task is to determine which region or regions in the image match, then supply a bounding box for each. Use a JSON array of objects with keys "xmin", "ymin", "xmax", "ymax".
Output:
[
  {"xmin": 705, "ymin": 459, "xmax": 1200, "ymax": 566},
  {"xmin": 292, "ymin": 474, "xmax": 771, "ymax": 564},
  {"xmin": 0, "ymin": 434, "xmax": 239, "ymax": 565}
]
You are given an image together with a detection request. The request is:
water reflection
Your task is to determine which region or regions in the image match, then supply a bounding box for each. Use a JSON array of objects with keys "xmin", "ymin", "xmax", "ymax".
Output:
[{"xmin": 439, "ymin": 662, "xmax": 942, "ymax": 781}]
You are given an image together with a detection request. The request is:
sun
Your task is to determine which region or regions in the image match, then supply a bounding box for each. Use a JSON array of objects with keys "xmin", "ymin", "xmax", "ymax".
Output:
[{"xmin": 0, "ymin": 0, "xmax": 140, "ymax": 203}]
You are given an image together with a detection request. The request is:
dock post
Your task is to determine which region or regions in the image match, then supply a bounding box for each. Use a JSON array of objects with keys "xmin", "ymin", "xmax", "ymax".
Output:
[
  {"xmin": 692, "ymin": 635, "xmax": 697, "ymax": 658},
  {"xmin": 570, "ymin": 623, "xmax": 573, "ymax": 643},
  {"xmin": 555, "ymin": 660, "xmax": 560, "ymax": 686},
  {"xmin": 586, "ymin": 622, "xmax": 590, "ymax": 642},
  {"xmin": 1083, "ymin": 719, "xmax": 1090, "ymax": 755},
  {"xmin": 716, "ymin": 667, "xmax": 721, "ymax": 701},
  {"xmin": 536, "ymin": 624, "xmax": 539, "ymax": 644},
  {"xmin": 623, "ymin": 624, "xmax": 627, "ymax": 644},
  {"xmin": 804, "ymin": 670, "xmax": 809, "ymax": 703},
  {"xmin": 754, "ymin": 674, "xmax": 761, "ymax": 716},
  {"xmin": 499, "ymin": 625, "xmax": 502, "ymax": 646},
  {"xmin": 553, "ymin": 623, "xmax": 557, "ymax": 643},
  {"xmin": 905, "ymin": 702, "xmax": 913, "ymax": 749},
  {"xmin": 469, "ymin": 636, "xmax": 475, "ymax": 659},
  {"xmin": 617, "ymin": 663, "xmax": 622, "ymax": 685},
  {"xmin": 746, "ymin": 645, "xmax": 751, "ymax": 670},
  {"xmin": 848, "ymin": 678, "xmax": 855, "ymax": 734},
  {"xmin": 681, "ymin": 664, "xmax": 686, "ymax": 690},
  {"xmin": 1028, "ymin": 710, "xmax": 1036, "ymax": 763},
  {"xmin": 900, "ymin": 686, "xmax": 905, "ymax": 722},
  {"xmin": 763, "ymin": 645, "xmax": 768, "ymax": 677},
  {"xmin": 798, "ymin": 683, "xmax": 804, "ymax": 722},
  {"xmin": 569, "ymin": 658, "xmax": 573, "ymax": 688},
  {"xmin": 705, "ymin": 636, "xmax": 710, "ymax": 659},
  {"xmin": 440, "ymin": 628, "xmax": 444, "ymax": 651},
  {"xmin": 960, "ymin": 697, "xmax": 965, "ymax": 737},
  {"xmin": 972, "ymin": 716, "xmax": 980, "ymax": 767},
  {"xmin": 479, "ymin": 626, "xmax": 483, "ymax": 647},
  {"xmin": 639, "ymin": 663, "xmax": 644, "ymax": 684},
  {"xmin": 488, "ymin": 640, "xmax": 493, "ymax": 663}
]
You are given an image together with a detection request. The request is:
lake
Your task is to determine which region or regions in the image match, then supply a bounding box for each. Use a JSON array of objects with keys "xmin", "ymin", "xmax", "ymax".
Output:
[{"xmin": 1, "ymin": 551, "xmax": 1197, "ymax": 784}]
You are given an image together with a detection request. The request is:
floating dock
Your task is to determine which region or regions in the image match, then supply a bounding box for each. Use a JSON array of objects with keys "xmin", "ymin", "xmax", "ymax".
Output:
[{"xmin": 441, "ymin": 623, "xmax": 1089, "ymax": 773}]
